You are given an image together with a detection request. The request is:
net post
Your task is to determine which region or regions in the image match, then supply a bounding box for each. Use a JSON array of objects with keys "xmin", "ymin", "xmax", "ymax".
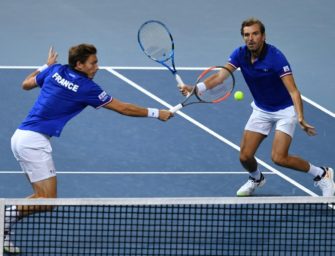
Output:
[{"xmin": 0, "ymin": 198, "xmax": 4, "ymax": 256}]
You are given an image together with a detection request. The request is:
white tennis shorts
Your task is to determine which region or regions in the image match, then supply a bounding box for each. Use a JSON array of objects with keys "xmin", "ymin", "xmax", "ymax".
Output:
[
  {"xmin": 11, "ymin": 129, "xmax": 56, "ymax": 183},
  {"xmin": 245, "ymin": 102, "xmax": 297, "ymax": 137}
]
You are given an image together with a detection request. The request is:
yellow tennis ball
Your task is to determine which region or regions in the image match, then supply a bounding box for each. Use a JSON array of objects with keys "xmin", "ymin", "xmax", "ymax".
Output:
[{"xmin": 234, "ymin": 91, "xmax": 244, "ymax": 101}]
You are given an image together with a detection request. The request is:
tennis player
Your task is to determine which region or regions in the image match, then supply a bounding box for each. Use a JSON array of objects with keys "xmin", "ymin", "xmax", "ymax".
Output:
[
  {"xmin": 4, "ymin": 44, "xmax": 172, "ymax": 253},
  {"xmin": 181, "ymin": 18, "xmax": 334, "ymax": 197}
]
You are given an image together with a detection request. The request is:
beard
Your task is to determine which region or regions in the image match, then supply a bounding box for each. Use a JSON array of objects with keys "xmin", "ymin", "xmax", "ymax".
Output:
[{"xmin": 247, "ymin": 42, "xmax": 264, "ymax": 55}]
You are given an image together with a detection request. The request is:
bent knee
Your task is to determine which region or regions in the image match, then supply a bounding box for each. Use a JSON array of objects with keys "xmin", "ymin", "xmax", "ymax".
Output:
[
  {"xmin": 271, "ymin": 153, "xmax": 287, "ymax": 166},
  {"xmin": 239, "ymin": 152, "xmax": 253, "ymax": 164}
]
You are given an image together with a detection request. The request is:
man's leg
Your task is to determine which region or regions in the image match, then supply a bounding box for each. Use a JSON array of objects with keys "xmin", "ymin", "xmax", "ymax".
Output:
[
  {"xmin": 4, "ymin": 176, "xmax": 57, "ymax": 254},
  {"xmin": 272, "ymin": 130, "xmax": 334, "ymax": 196},
  {"xmin": 7, "ymin": 129, "xmax": 57, "ymax": 253},
  {"xmin": 18, "ymin": 176, "xmax": 57, "ymax": 217},
  {"xmin": 239, "ymin": 130, "xmax": 266, "ymax": 173},
  {"xmin": 236, "ymin": 130, "xmax": 267, "ymax": 196},
  {"xmin": 271, "ymin": 130, "xmax": 309, "ymax": 171}
]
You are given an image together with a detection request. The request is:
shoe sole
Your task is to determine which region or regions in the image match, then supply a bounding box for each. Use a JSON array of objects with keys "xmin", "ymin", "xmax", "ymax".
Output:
[{"xmin": 236, "ymin": 179, "xmax": 266, "ymax": 197}]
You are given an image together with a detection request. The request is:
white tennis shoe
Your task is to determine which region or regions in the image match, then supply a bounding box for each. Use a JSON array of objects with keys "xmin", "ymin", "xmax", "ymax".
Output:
[
  {"xmin": 314, "ymin": 167, "xmax": 335, "ymax": 196},
  {"xmin": 236, "ymin": 173, "xmax": 266, "ymax": 196}
]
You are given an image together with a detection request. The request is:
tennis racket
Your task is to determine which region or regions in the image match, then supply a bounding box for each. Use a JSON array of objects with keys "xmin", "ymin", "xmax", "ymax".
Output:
[
  {"xmin": 170, "ymin": 66, "xmax": 235, "ymax": 113},
  {"xmin": 137, "ymin": 20, "xmax": 184, "ymax": 87}
]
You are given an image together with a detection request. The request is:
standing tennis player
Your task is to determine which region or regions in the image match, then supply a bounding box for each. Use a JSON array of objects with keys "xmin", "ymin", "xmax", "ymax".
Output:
[
  {"xmin": 181, "ymin": 18, "xmax": 334, "ymax": 197},
  {"xmin": 4, "ymin": 44, "xmax": 172, "ymax": 253}
]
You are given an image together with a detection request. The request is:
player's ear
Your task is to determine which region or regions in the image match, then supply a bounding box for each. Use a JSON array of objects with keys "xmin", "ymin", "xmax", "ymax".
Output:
[{"xmin": 75, "ymin": 61, "xmax": 84, "ymax": 70}]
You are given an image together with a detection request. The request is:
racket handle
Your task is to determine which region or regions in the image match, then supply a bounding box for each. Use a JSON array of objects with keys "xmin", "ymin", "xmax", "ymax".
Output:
[
  {"xmin": 169, "ymin": 103, "xmax": 183, "ymax": 113},
  {"xmin": 175, "ymin": 74, "xmax": 190, "ymax": 97},
  {"xmin": 175, "ymin": 74, "xmax": 184, "ymax": 87}
]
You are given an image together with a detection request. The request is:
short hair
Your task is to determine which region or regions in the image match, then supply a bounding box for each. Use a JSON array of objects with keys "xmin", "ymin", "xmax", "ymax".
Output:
[
  {"xmin": 240, "ymin": 18, "xmax": 265, "ymax": 36},
  {"xmin": 68, "ymin": 44, "xmax": 97, "ymax": 69}
]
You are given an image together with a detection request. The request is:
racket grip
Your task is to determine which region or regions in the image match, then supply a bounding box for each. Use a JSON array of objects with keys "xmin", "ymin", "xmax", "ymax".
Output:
[
  {"xmin": 169, "ymin": 103, "xmax": 183, "ymax": 113},
  {"xmin": 175, "ymin": 74, "xmax": 190, "ymax": 97},
  {"xmin": 175, "ymin": 74, "xmax": 184, "ymax": 87}
]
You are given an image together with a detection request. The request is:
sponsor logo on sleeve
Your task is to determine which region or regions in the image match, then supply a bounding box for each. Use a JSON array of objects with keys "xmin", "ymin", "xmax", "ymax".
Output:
[
  {"xmin": 283, "ymin": 65, "xmax": 290, "ymax": 72},
  {"xmin": 98, "ymin": 91, "xmax": 109, "ymax": 101}
]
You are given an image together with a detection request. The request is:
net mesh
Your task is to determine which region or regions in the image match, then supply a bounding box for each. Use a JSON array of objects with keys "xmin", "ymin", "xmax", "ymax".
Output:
[{"xmin": 1, "ymin": 197, "xmax": 335, "ymax": 256}]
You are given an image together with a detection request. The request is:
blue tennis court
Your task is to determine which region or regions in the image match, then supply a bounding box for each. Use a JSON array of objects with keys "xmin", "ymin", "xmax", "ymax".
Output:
[{"xmin": 0, "ymin": 67, "xmax": 334, "ymax": 198}]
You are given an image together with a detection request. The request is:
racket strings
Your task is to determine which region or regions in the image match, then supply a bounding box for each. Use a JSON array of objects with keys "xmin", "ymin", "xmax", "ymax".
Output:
[
  {"xmin": 197, "ymin": 69, "xmax": 234, "ymax": 103},
  {"xmin": 138, "ymin": 23, "xmax": 173, "ymax": 61},
  {"xmin": 201, "ymin": 83, "xmax": 233, "ymax": 102}
]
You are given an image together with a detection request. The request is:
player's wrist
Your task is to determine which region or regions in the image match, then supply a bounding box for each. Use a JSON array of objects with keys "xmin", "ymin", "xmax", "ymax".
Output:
[
  {"xmin": 37, "ymin": 64, "xmax": 48, "ymax": 72},
  {"xmin": 147, "ymin": 108, "xmax": 159, "ymax": 118},
  {"xmin": 196, "ymin": 82, "xmax": 207, "ymax": 93}
]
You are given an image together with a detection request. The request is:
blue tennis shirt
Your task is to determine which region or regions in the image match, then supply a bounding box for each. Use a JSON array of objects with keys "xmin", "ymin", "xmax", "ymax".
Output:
[
  {"xmin": 228, "ymin": 43, "xmax": 293, "ymax": 112},
  {"xmin": 19, "ymin": 64, "xmax": 112, "ymax": 137}
]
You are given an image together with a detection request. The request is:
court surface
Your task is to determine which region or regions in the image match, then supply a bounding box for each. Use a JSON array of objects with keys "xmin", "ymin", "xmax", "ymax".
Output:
[
  {"xmin": 0, "ymin": 0, "xmax": 334, "ymax": 199},
  {"xmin": 0, "ymin": 67, "xmax": 334, "ymax": 198}
]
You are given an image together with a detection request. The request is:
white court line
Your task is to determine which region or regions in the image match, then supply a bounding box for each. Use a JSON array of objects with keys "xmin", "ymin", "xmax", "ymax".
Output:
[
  {"xmin": 0, "ymin": 171, "xmax": 275, "ymax": 175},
  {"xmin": 106, "ymin": 67, "xmax": 319, "ymax": 197},
  {"xmin": 301, "ymin": 95, "xmax": 334, "ymax": 117}
]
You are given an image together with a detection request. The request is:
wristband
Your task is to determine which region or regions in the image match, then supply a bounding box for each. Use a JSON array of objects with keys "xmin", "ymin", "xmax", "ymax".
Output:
[
  {"xmin": 196, "ymin": 82, "xmax": 207, "ymax": 93},
  {"xmin": 37, "ymin": 64, "xmax": 48, "ymax": 72},
  {"xmin": 147, "ymin": 108, "xmax": 159, "ymax": 118}
]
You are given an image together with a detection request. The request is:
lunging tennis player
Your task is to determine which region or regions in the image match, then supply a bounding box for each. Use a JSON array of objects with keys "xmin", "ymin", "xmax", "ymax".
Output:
[{"xmin": 5, "ymin": 44, "xmax": 172, "ymax": 254}]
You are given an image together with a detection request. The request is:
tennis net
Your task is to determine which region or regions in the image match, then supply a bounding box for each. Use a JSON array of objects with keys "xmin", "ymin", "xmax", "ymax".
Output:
[{"xmin": 1, "ymin": 197, "xmax": 334, "ymax": 256}]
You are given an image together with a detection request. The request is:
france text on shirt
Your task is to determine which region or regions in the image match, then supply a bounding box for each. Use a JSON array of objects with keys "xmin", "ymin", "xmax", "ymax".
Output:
[{"xmin": 52, "ymin": 73, "xmax": 79, "ymax": 92}]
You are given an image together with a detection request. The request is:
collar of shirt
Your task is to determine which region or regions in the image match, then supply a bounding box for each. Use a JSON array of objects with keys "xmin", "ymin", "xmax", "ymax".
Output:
[
  {"xmin": 244, "ymin": 42, "xmax": 268, "ymax": 64},
  {"xmin": 68, "ymin": 65, "xmax": 89, "ymax": 78}
]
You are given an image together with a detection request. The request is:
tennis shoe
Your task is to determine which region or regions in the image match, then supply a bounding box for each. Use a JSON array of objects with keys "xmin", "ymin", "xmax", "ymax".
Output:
[
  {"xmin": 3, "ymin": 231, "xmax": 20, "ymax": 254},
  {"xmin": 236, "ymin": 173, "xmax": 266, "ymax": 196},
  {"xmin": 314, "ymin": 167, "xmax": 335, "ymax": 196}
]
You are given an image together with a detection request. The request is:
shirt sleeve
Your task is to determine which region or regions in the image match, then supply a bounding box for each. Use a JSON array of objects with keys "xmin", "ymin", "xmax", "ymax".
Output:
[
  {"xmin": 228, "ymin": 47, "xmax": 242, "ymax": 69},
  {"xmin": 273, "ymin": 49, "xmax": 292, "ymax": 78},
  {"xmin": 35, "ymin": 64, "xmax": 59, "ymax": 87},
  {"xmin": 84, "ymin": 81, "xmax": 113, "ymax": 108}
]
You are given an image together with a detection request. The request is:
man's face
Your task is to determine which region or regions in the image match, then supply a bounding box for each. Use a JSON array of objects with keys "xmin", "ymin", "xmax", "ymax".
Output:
[
  {"xmin": 242, "ymin": 24, "xmax": 265, "ymax": 53},
  {"xmin": 76, "ymin": 54, "xmax": 99, "ymax": 79}
]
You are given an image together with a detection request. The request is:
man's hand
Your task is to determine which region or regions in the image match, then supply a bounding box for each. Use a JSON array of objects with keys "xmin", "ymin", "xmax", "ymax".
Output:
[
  {"xmin": 158, "ymin": 110, "xmax": 173, "ymax": 121},
  {"xmin": 299, "ymin": 119, "xmax": 316, "ymax": 136},
  {"xmin": 47, "ymin": 46, "xmax": 58, "ymax": 66},
  {"xmin": 178, "ymin": 85, "xmax": 193, "ymax": 96}
]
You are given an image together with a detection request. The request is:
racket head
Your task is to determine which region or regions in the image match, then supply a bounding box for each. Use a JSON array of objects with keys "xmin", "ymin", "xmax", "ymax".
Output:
[
  {"xmin": 137, "ymin": 20, "xmax": 174, "ymax": 62},
  {"xmin": 195, "ymin": 66, "xmax": 235, "ymax": 103}
]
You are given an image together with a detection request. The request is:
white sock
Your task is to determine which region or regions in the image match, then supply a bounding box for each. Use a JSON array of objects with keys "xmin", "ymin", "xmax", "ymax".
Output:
[
  {"xmin": 307, "ymin": 163, "xmax": 324, "ymax": 178},
  {"xmin": 249, "ymin": 169, "xmax": 261, "ymax": 180}
]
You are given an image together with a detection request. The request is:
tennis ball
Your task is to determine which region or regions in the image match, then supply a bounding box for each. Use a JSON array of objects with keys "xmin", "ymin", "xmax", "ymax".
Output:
[{"xmin": 234, "ymin": 91, "xmax": 244, "ymax": 101}]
